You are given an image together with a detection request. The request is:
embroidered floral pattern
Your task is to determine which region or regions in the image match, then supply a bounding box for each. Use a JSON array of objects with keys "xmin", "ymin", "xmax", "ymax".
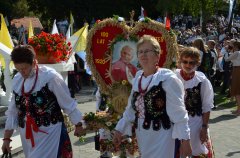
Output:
[
  {"xmin": 58, "ymin": 124, "xmax": 73, "ymax": 158},
  {"xmin": 132, "ymin": 81, "xmax": 172, "ymax": 131},
  {"xmin": 185, "ymin": 82, "xmax": 202, "ymax": 117},
  {"xmin": 14, "ymin": 84, "xmax": 64, "ymax": 128}
]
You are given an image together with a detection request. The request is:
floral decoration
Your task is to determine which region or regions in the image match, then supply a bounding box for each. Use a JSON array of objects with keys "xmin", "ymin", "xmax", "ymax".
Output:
[
  {"xmin": 28, "ymin": 31, "xmax": 72, "ymax": 63},
  {"xmin": 83, "ymin": 111, "xmax": 120, "ymax": 131}
]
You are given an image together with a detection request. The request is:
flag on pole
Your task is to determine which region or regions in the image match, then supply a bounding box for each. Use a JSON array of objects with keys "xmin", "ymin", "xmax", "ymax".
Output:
[
  {"xmin": 73, "ymin": 25, "xmax": 88, "ymax": 52},
  {"xmin": 141, "ymin": 6, "xmax": 147, "ymax": 18},
  {"xmin": 0, "ymin": 14, "xmax": 13, "ymax": 49},
  {"xmin": 70, "ymin": 12, "xmax": 74, "ymax": 25},
  {"xmin": 28, "ymin": 20, "xmax": 34, "ymax": 39},
  {"xmin": 165, "ymin": 15, "xmax": 171, "ymax": 31},
  {"xmin": 228, "ymin": 0, "xmax": 234, "ymax": 23},
  {"xmin": 66, "ymin": 24, "xmax": 71, "ymax": 39},
  {"xmin": 4, "ymin": 16, "xmax": 9, "ymax": 27},
  {"xmin": 0, "ymin": 14, "xmax": 13, "ymax": 67},
  {"xmin": 200, "ymin": 10, "xmax": 203, "ymax": 28},
  {"xmin": 70, "ymin": 12, "xmax": 74, "ymax": 35},
  {"xmin": 67, "ymin": 24, "xmax": 88, "ymax": 64},
  {"xmin": 51, "ymin": 19, "xmax": 59, "ymax": 34}
]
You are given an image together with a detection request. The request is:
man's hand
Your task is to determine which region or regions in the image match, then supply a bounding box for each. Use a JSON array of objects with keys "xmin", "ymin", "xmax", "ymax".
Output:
[{"xmin": 180, "ymin": 139, "xmax": 192, "ymax": 158}]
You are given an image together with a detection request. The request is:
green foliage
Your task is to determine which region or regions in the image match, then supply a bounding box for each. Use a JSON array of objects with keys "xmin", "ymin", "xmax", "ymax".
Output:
[
  {"xmin": 0, "ymin": 0, "xmax": 234, "ymax": 30},
  {"xmin": 12, "ymin": 0, "xmax": 34, "ymax": 18}
]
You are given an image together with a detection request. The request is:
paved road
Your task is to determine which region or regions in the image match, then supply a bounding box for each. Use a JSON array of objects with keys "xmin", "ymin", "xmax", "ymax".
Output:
[{"xmin": 11, "ymin": 88, "xmax": 240, "ymax": 158}]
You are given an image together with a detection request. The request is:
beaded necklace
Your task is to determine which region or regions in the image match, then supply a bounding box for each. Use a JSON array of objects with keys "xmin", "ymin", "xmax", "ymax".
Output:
[{"xmin": 138, "ymin": 72, "xmax": 154, "ymax": 96}]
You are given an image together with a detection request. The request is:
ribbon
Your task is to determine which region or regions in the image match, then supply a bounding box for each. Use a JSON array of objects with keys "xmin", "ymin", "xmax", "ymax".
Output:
[
  {"xmin": 21, "ymin": 65, "xmax": 48, "ymax": 147},
  {"xmin": 25, "ymin": 114, "xmax": 48, "ymax": 147}
]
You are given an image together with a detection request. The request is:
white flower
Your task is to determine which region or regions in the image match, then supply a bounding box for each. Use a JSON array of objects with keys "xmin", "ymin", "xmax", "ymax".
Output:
[
  {"xmin": 118, "ymin": 17, "xmax": 125, "ymax": 22},
  {"xmin": 106, "ymin": 121, "xmax": 112, "ymax": 126}
]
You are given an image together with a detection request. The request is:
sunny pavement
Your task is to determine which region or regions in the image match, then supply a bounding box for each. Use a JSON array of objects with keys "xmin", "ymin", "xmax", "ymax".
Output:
[{"xmin": 10, "ymin": 86, "xmax": 240, "ymax": 158}]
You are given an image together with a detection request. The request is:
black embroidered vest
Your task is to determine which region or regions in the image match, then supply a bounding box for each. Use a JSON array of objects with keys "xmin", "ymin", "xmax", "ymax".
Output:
[
  {"xmin": 185, "ymin": 82, "xmax": 202, "ymax": 117},
  {"xmin": 14, "ymin": 84, "xmax": 64, "ymax": 128},
  {"xmin": 132, "ymin": 81, "xmax": 172, "ymax": 131}
]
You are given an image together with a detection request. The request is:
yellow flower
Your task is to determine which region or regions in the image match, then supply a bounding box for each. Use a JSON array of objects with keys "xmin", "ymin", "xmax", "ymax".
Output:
[{"xmin": 122, "ymin": 80, "xmax": 127, "ymax": 85}]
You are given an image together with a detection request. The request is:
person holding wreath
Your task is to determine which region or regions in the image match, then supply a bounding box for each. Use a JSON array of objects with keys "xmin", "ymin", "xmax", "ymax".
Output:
[
  {"xmin": 1, "ymin": 45, "xmax": 84, "ymax": 158},
  {"xmin": 113, "ymin": 35, "xmax": 192, "ymax": 158}
]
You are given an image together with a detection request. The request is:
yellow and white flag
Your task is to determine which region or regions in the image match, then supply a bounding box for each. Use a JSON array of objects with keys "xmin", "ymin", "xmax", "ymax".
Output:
[
  {"xmin": 0, "ymin": 14, "xmax": 13, "ymax": 49},
  {"xmin": 67, "ymin": 24, "xmax": 88, "ymax": 64},
  {"xmin": 72, "ymin": 25, "xmax": 88, "ymax": 52},
  {"xmin": 0, "ymin": 14, "xmax": 13, "ymax": 67},
  {"xmin": 28, "ymin": 20, "xmax": 34, "ymax": 39}
]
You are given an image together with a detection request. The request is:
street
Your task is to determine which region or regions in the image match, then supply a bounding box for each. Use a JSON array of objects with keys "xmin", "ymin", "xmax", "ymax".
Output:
[{"xmin": 12, "ymin": 100, "xmax": 240, "ymax": 158}]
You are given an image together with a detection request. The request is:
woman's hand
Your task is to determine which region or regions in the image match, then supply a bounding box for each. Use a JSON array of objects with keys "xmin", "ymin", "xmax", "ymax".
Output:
[
  {"xmin": 180, "ymin": 139, "xmax": 192, "ymax": 158},
  {"xmin": 1, "ymin": 139, "xmax": 12, "ymax": 153},
  {"xmin": 74, "ymin": 123, "xmax": 86, "ymax": 137},
  {"xmin": 200, "ymin": 128, "xmax": 208, "ymax": 144},
  {"xmin": 112, "ymin": 130, "xmax": 123, "ymax": 148}
]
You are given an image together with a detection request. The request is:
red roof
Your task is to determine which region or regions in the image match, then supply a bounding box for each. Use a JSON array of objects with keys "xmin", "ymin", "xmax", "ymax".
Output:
[{"xmin": 11, "ymin": 17, "xmax": 43, "ymax": 29}]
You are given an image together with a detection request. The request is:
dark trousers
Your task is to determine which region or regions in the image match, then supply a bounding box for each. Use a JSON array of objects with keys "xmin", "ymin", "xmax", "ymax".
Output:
[{"xmin": 221, "ymin": 70, "xmax": 231, "ymax": 94}]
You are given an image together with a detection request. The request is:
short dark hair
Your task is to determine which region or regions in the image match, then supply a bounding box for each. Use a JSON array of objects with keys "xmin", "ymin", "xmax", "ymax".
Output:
[{"xmin": 11, "ymin": 45, "xmax": 36, "ymax": 64}]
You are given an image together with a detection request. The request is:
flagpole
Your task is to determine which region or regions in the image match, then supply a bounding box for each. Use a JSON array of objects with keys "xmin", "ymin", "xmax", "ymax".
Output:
[{"xmin": 228, "ymin": 0, "xmax": 236, "ymax": 32}]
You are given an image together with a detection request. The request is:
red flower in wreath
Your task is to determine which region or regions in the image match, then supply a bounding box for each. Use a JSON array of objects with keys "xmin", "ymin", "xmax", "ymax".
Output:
[{"xmin": 28, "ymin": 32, "xmax": 72, "ymax": 63}]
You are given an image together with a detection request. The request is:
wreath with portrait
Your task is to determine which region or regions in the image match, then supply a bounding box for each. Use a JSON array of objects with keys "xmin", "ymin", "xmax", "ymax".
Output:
[{"xmin": 83, "ymin": 16, "xmax": 178, "ymax": 157}]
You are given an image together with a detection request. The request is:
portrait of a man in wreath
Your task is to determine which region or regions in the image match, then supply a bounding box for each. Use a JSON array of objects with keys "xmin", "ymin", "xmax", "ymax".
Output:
[{"xmin": 111, "ymin": 43, "xmax": 138, "ymax": 84}]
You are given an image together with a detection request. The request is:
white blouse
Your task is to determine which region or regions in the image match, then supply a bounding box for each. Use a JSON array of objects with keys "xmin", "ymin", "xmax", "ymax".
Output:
[
  {"xmin": 4, "ymin": 66, "xmax": 82, "ymax": 158},
  {"xmin": 115, "ymin": 68, "xmax": 190, "ymax": 158},
  {"xmin": 226, "ymin": 51, "xmax": 240, "ymax": 66}
]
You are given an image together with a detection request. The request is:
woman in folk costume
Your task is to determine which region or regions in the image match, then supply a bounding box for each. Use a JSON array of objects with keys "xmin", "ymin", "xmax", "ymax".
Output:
[
  {"xmin": 1, "ymin": 45, "xmax": 85, "ymax": 158},
  {"xmin": 113, "ymin": 35, "xmax": 192, "ymax": 158},
  {"xmin": 175, "ymin": 47, "xmax": 214, "ymax": 158}
]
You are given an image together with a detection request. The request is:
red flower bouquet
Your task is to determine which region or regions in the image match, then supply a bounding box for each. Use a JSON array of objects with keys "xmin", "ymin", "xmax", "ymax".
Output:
[{"xmin": 28, "ymin": 32, "xmax": 72, "ymax": 63}]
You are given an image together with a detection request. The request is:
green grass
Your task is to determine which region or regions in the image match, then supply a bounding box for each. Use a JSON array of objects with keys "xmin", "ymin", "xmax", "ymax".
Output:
[{"xmin": 214, "ymin": 87, "xmax": 236, "ymax": 110}]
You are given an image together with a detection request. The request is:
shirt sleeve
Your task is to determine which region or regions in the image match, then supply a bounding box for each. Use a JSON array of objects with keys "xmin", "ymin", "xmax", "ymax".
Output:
[
  {"xmin": 226, "ymin": 52, "xmax": 238, "ymax": 61},
  {"xmin": 115, "ymin": 90, "xmax": 135, "ymax": 136},
  {"xmin": 5, "ymin": 93, "xmax": 19, "ymax": 130},
  {"xmin": 48, "ymin": 75, "xmax": 82, "ymax": 125},
  {"xmin": 162, "ymin": 75, "xmax": 190, "ymax": 140},
  {"xmin": 201, "ymin": 78, "xmax": 214, "ymax": 113}
]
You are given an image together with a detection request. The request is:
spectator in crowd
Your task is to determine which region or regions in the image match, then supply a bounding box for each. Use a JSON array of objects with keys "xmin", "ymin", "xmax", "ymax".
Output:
[
  {"xmin": 57, "ymin": 18, "xmax": 69, "ymax": 36},
  {"xmin": 207, "ymin": 40, "xmax": 218, "ymax": 84},
  {"xmin": 193, "ymin": 38, "xmax": 212, "ymax": 79},
  {"xmin": 225, "ymin": 40, "xmax": 240, "ymax": 115},
  {"xmin": 221, "ymin": 41, "xmax": 233, "ymax": 95},
  {"xmin": 18, "ymin": 25, "xmax": 26, "ymax": 44}
]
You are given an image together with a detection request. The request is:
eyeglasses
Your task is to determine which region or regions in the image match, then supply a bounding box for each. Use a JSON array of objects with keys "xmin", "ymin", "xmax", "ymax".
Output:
[
  {"xmin": 137, "ymin": 49, "xmax": 156, "ymax": 56},
  {"xmin": 181, "ymin": 60, "xmax": 196, "ymax": 65}
]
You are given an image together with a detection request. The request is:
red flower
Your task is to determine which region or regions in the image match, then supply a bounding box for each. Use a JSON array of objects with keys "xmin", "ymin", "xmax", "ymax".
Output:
[{"xmin": 29, "ymin": 31, "xmax": 72, "ymax": 62}]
